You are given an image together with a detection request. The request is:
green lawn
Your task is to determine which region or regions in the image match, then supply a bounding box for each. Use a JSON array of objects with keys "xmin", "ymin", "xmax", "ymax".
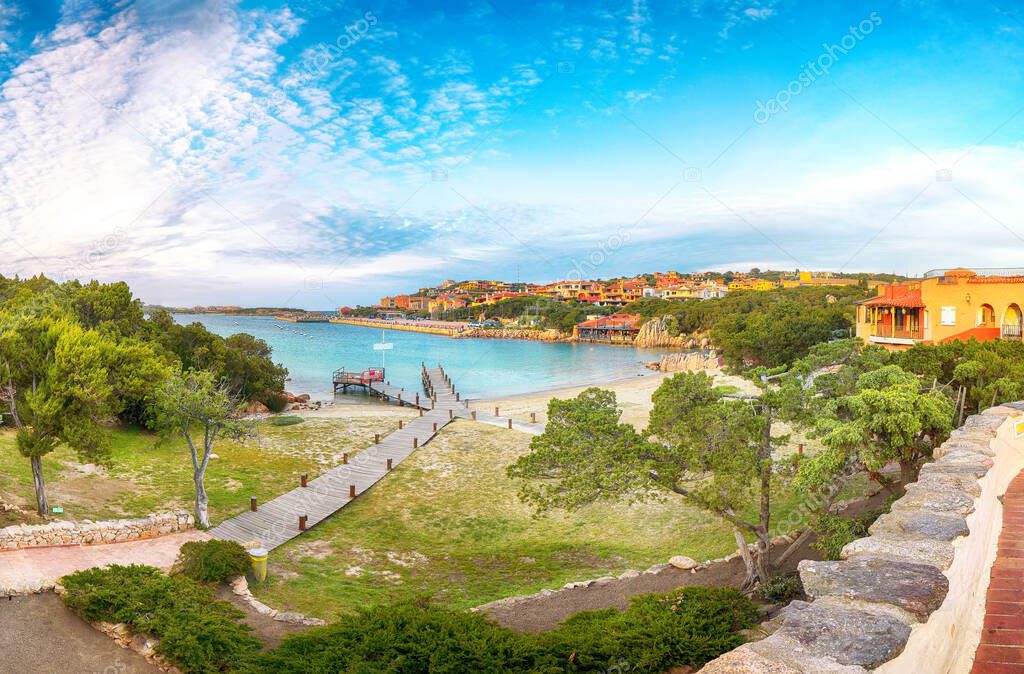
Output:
[
  {"xmin": 249, "ymin": 420, "xmax": 868, "ymax": 619},
  {"xmin": 0, "ymin": 412, "xmax": 416, "ymax": 523},
  {"xmin": 0, "ymin": 407, "xmax": 868, "ymax": 620}
]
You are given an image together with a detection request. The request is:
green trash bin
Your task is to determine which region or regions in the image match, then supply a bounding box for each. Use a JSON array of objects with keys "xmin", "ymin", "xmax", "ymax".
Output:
[{"xmin": 248, "ymin": 547, "xmax": 268, "ymax": 582}]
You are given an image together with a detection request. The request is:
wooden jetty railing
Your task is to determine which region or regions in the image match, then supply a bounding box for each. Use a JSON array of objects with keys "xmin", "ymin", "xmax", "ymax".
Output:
[{"xmin": 209, "ymin": 363, "xmax": 544, "ymax": 550}]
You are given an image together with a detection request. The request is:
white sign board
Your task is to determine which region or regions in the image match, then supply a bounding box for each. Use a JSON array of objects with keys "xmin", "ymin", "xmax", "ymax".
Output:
[{"xmin": 373, "ymin": 343, "xmax": 394, "ymax": 351}]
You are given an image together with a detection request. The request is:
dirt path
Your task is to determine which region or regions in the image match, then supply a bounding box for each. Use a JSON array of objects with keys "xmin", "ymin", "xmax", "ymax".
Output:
[
  {"xmin": 0, "ymin": 593, "xmax": 159, "ymax": 674},
  {"xmin": 482, "ymin": 538, "xmax": 816, "ymax": 633},
  {"xmin": 214, "ymin": 584, "xmax": 309, "ymax": 648},
  {"xmin": 484, "ymin": 491, "xmax": 891, "ymax": 633}
]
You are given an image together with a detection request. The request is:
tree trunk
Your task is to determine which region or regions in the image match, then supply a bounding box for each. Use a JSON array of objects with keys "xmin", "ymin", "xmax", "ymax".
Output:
[
  {"xmin": 774, "ymin": 527, "xmax": 813, "ymax": 569},
  {"xmin": 193, "ymin": 469, "xmax": 210, "ymax": 528},
  {"xmin": 899, "ymin": 460, "xmax": 917, "ymax": 491},
  {"xmin": 754, "ymin": 532, "xmax": 771, "ymax": 584},
  {"xmin": 734, "ymin": 529, "xmax": 757, "ymax": 590},
  {"xmin": 31, "ymin": 455, "xmax": 48, "ymax": 516}
]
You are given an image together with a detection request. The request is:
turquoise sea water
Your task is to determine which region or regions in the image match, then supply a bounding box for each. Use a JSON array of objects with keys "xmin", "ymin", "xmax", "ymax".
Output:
[{"xmin": 173, "ymin": 314, "xmax": 674, "ymax": 400}]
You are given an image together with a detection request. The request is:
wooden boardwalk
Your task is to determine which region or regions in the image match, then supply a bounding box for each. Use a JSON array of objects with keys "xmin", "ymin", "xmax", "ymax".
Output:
[{"xmin": 209, "ymin": 365, "xmax": 541, "ymax": 550}]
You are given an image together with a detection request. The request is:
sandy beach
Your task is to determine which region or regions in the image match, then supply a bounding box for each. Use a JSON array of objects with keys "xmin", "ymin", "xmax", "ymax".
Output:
[
  {"xmin": 300, "ymin": 366, "xmax": 759, "ymax": 431},
  {"xmin": 474, "ymin": 368, "xmax": 760, "ymax": 429}
]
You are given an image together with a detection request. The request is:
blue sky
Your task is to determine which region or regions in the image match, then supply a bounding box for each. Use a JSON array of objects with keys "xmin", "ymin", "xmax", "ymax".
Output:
[{"xmin": 0, "ymin": 0, "xmax": 1022, "ymax": 308}]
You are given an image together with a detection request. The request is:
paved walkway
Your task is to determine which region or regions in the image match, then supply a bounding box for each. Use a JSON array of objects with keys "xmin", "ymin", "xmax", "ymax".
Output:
[
  {"xmin": 973, "ymin": 471, "xmax": 1024, "ymax": 673},
  {"xmin": 0, "ymin": 530, "xmax": 209, "ymax": 594}
]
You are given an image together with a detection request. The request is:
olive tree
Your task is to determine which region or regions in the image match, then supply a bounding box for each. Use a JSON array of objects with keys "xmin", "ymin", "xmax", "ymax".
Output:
[{"xmin": 154, "ymin": 369, "xmax": 252, "ymax": 528}]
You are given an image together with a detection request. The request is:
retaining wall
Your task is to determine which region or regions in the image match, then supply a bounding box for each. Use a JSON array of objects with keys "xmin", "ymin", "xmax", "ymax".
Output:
[
  {"xmin": 700, "ymin": 404, "xmax": 1024, "ymax": 673},
  {"xmin": 0, "ymin": 512, "xmax": 194, "ymax": 550}
]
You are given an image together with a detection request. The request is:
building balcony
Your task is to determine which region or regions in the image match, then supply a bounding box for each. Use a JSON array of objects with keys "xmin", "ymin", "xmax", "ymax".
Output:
[
  {"xmin": 864, "ymin": 323, "xmax": 924, "ymax": 345},
  {"xmin": 1002, "ymin": 324, "xmax": 1022, "ymax": 340}
]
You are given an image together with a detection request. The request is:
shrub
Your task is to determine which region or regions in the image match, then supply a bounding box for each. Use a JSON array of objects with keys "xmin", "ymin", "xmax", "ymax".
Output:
[
  {"xmin": 811, "ymin": 510, "xmax": 881, "ymax": 560},
  {"xmin": 539, "ymin": 586, "xmax": 759, "ymax": 672},
  {"xmin": 756, "ymin": 573, "xmax": 804, "ymax": 603},
  {"xmin": 175, "ymin": 540, "xmax": 252, "ymax": 583},
  {"xmin": 261, "ymin": 390, "xmax": 289, "ymax": 413},
  {"xmin": 248, "ymin": 587, "xmax": 758, "ymax": 673},
  {"xmin": 61, "ymin": 565, "xmax": 261, "ymax": 673},
  {"xmin": 266, "ymin": 415, "xmax": 303, "ymax": 426},
  {"xmin": 249, "ymin": 598, "xmax": 540, "ymax": 673}
]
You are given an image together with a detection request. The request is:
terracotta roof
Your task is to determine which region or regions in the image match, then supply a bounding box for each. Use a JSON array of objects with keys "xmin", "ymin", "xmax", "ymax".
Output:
[
  {"xmin": 578, "ymin": 313, "xmax": 641, "ymax": 329},
  {"xmin": 859, "ymin": 292, "xmax": 925, "ymax": 308}
]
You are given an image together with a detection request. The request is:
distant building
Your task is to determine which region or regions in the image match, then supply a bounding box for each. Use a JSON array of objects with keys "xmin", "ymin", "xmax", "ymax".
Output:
[
  {"xmin": 574, "ymin": 313, "xmax": 642, "ymax": 343},
  {"xmin": 856, "ymin": 268, "xmax": 1024, "ymax": 350}
]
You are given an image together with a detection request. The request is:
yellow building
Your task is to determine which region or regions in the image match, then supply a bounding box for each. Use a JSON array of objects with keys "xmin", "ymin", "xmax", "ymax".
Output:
[{"xmin": 856, "ymin": 268, "xmax": 1024, "ymax": 350}]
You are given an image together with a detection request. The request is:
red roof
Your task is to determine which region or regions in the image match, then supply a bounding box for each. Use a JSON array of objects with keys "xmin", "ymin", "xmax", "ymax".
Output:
[
  {"xmin": 578, "ymin": 313, "xmax": 641, "ymax": 329},
  {"xmin": 859, "ymin": 287, "xmax": 924, "ymax": 308}
]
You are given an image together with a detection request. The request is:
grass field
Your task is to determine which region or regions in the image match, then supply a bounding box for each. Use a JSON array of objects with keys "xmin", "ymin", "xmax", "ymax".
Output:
[
  {"xmin": 248, "ymin": 420, "xmax": 868, "ymax": 619},
  {"xmin": 0, "ymin": 411, "xmax": 416, "ymax": 522},
  {"xmin": 0, "ymin": 395, "xmax": 867, "ymax": 619}
]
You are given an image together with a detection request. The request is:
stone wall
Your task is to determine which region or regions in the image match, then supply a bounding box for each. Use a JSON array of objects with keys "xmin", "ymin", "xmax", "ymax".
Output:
[
  {"xmin": 700, "ymin": 404, "xmax": 1024, "ymax": 673},
  {"xmin": 0, "ymin": 512, "xmax": 194, "ymax": 550}
]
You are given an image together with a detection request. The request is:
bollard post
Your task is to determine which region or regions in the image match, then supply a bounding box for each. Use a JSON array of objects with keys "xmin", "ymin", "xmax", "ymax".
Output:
[
  {"xmin": 343, "ymin": 452, "xmax": 349, "ymax": 464},
  {"xmin": 472, "ymin": 411, "xmax": 477, "ymax": 421},
  {"xmin": 413, "ymin": 437, "xmax": 418, "ymax": 448},
  {"xmin": 508, "ymin": 418, "xmax": 513, "ymax": 429},
  {"xmin": 456, "ymin": 392, "xmax": 460, "ymax": 401},
  {"xmin": 433, "ymin": 422, "xmax": 438, "ymax": 432},
  {"xmin": 250, "ymin": 496, "xmax": 258, "ymax": 512},
  {"xmin": 374, "ymin": 433, "xmax": 379, "ymax": 444},
  {"xmin": 798, "ymin": 443, "xmax": 804, "ymax": 455},
  {"xmin": 300, "ymin": 473, "xmax": 308, "ymax": 488},
  {"xmin": 419, "ymin": 409, "xmax": 424, "ymax": 417},
  {"xmin": 399, "ymin": 420, "xmax": 404, "ymax": 429},
  {"xmin": 299, "ymin": 514, "xmax": 307, "ymax": 531},
  {"xmin": 531, "ymin": 412, "xmax": 536, "ymax": 423},
  {"xmin": 387, "ymin": 458, "xmax": 393, "ymax": 471},
  {"xmin": 349, "ymin": 484, "xmax": 356, "ymax": 498},
  {"xmin": 495, "ymin": 406, "xmax": 499, "ymax": 416},
  {"xmin": 416, "ymin": 393, "xmax": 420, "ymax": 406}
]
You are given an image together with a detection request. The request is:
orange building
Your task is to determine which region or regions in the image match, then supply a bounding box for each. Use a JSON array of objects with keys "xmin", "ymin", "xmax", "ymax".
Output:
[{"xmin": 856, "ymin": 268, "xmax": 1024, "ymax": 350}]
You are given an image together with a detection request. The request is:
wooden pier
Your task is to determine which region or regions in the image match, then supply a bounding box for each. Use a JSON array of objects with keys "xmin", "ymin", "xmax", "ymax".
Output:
[{"xmin": 209, "ymin": 364, "xmax": 543, "ymax": 550}]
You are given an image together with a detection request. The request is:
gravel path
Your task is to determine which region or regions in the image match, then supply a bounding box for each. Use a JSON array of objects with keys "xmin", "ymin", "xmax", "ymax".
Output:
[{"xmin": 0, "ymin": 593, "xmax": 159, "ymax": 674}]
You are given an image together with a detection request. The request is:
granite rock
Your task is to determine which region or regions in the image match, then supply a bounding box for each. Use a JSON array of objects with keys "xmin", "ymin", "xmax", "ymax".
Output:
[
  {"xmin": 798, "ymin": 557, "xmax": 949, "ymax": 621},
  {"xmin": 841, "ymin": 535, "xmax": 955, "ymax": 570},
  {"xmin": 777, "ymin": 600, "xmax": 911, "ymax": 667},
  {"xmin": 869, "ymin": 510, "xmax": 969, "ymax": 541}
]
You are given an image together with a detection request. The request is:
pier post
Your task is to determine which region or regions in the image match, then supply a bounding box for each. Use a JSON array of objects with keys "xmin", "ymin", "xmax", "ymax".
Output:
[
  {"xmin": 456, "ymin": 392, "xmax": 460, "ymax": 401},
  {"xmin": 250, "ymin": 496, "xmax": 257, "ymax": 512},
  {"xmin": 349, "ymin": 485, "xmax": 356, "ymax": 498},
  {"xmin": 300, "ymin": 473, "xmax": 308, "ymax": 488},
  {"xmin": 299, "ymin": 514, "xmax": 307, "ymax": 531},
  {"xmin": 416, "ymin": 393, "xmax": 420, "ymax": 406}
]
